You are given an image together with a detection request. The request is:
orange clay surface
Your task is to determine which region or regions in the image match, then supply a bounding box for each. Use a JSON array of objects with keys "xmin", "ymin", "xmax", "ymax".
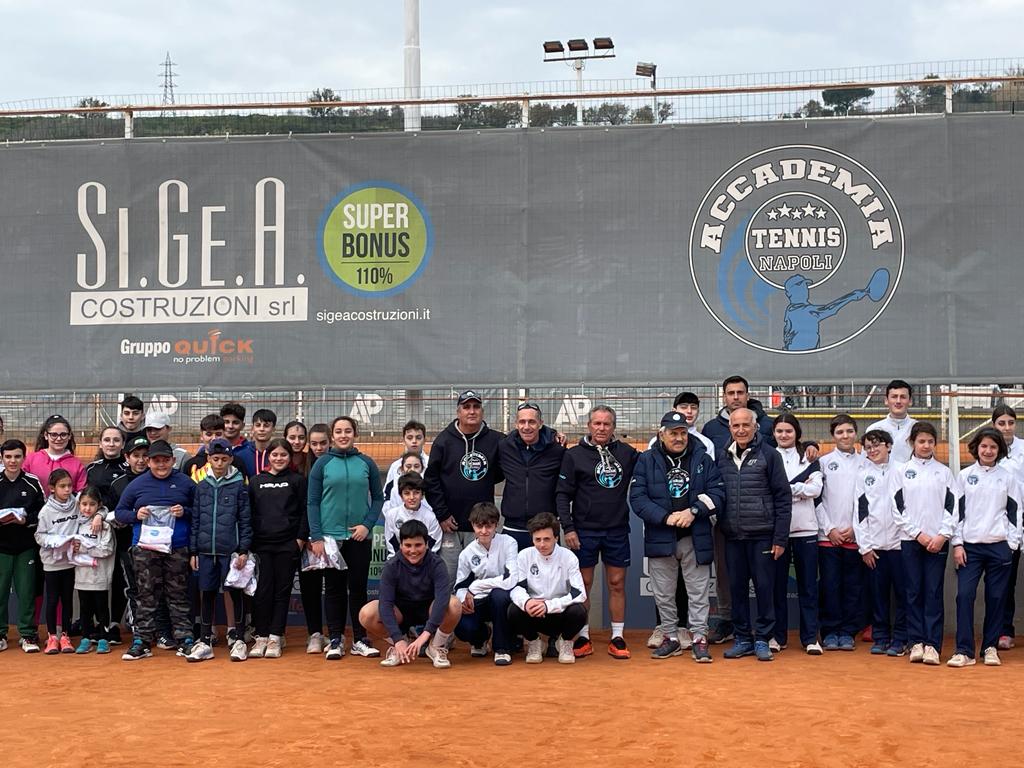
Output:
[{"xmin": 0, "ymin": 627, "xmax": 1016, "ymax": 767}]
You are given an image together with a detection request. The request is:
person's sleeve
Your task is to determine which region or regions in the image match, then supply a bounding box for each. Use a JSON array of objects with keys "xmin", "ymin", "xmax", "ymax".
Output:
[
  {"xmin": 472, "ymin": 537, "xmax": 520, "ymax": 594},
  {"xmin": 768, "ymin": 452, "xmax": 793, "ymax": 547},
  {"xmin": 453, "ymin": 548, "xmax": 473, "ymax": 601},
  {"xmin": 182, "ymin": 477, "xmax": 196, "ymax": 523},
  {"xmin": 33, "ymin": 509, "xmax": 49, "ymax": 545},
  {"xmin": 939, "ymin": 469, "xmax": 960, "ymax": 540},
  {"xmin": 693, "ymin": 456, "xmax": 725, "ymax": 518},
  {"xmin": 361, "ymin": 456, "xmax": 384, "ymax": 530},
  {"xmin": 425, "ymin": 556, "xmax": 452, "ymax": 635},
  {"xmin": 852, "ymin": 476, "xmax": 873, "ymax": 554},
  {"xmin": 891, "ymin": 467, "xmax": 919, "ymax": 540},
  {"xmin": 307, "ymin": 458, "xmax": 325, "ymax": 542},
  {"xmin": 25, "ymin": 480, "xmax": 44, "ymax": 529},
  {"xmin": 423, "ymin": 441, "xmax": 450, "ymax": 523},
  {"xmin": 383, "ymin": 511, "xmax": 398, "ymax": 558},
  {"xmin": 628, "ymin": 454, "xmax": 672, "ymax": 526},
  {"xmin": 791, "ymin": 460, "xmax": 823, "ymax": 499},
  {"xmin": 83, "ymin": 523, "xmax": 115, "ymax": 559},
  {"xmin": 237, "ymin": 484, "xmax": 252, "ymax": 553},
  {"xmin": 544, "ymin": 553, "xmax": 586, "ymax": 614},
  {"xmin": 510, "ymin": 550, "xmax": 530, "ymax": 610},
  {"xmin": 296, "ymin": 475, "xmax": 309, "ymax": 542},
  {"xmin": 423, "ymin": 501, "xmax": 442, "ymax": 552},
  {"xmin": 190, "ymin": 491, "xmax": 201, "ymax": 554},
  {"xmin": 556, "ymin": 452, "xmax": 579, "ymax": 532},
  {"xmin": 114, "ymin": 484, "xmax": 139, "ymax": 526},
  {"xmin": 72, "ymin": 460, "xmax": 87, "ymax": 492},
  {"xmin": 490, "ymin": 438, "xmax": 505, "ymax": 486},
  {"xmin": 1008, "ymin": 477, "xmax": 1023, "ymax": 551},
  {"xmin": 378, "ymin": 566, "xmax": 404, "ymax": 643}
]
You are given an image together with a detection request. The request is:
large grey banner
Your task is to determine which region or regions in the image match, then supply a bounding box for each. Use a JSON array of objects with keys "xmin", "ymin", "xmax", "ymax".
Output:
[{"xmin": 0, "ymin": 114, "xmax": 1018, "ymax": 391}]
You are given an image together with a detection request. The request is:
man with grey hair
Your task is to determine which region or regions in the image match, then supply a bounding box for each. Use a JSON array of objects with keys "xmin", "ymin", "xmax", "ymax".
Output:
[{"xmin": 716, "ymin": 408, "xmax": 792, "ymax": 662}]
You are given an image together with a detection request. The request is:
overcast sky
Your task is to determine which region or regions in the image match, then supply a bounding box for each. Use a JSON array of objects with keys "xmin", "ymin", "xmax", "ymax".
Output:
[{"xmin": 1, "ymin": 0, "xmax": 1021, "ymax": 103}]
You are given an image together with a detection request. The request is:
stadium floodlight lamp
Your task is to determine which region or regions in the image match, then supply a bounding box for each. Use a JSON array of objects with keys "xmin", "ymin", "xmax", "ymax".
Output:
[
  {"xmin": 543, "ymin": 40, "xmax": 565, "ymax": 54},
  {"xmin": 636, "ymin": 61, "xmax": 656, "ymax": 79},
  {"xmin": 567, "ymin": 38, "xmax": 589, "ymax": 52},
  {"xmin": 593, "ymin": 37, "xmax": 614, "ymax": 51}
]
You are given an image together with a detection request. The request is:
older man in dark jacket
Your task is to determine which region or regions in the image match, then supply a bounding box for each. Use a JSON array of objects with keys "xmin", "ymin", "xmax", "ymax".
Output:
[
  {"xmin": 717, "ymin": 408, "xmax": 792, "ymax": 662},
  {"xmin": 631, "ymin": 412, "xmax": 725, "ymax": 663}
]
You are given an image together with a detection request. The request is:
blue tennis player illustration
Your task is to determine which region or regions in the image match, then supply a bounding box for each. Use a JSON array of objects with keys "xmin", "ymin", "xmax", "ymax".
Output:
[{"xmin": 782, "ymin": 268, "xmax": 890, "ymax": 351}]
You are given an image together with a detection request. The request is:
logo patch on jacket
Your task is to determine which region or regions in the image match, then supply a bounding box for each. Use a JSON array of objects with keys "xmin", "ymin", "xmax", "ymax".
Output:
[
  {"xmin": 460, "ymin": 451, "xmax": 489, "ymax": 481},
  {"xmin": 530, "ymin": 564, "xmax": 540, "ymax": 576},
  {"xmin": 967, "ymin": 474, "xmax": 979, "ymax": 486},
  {"xmin": 594, "ymin": 457, "xmax": 623, "ymax": 489},
  {"xmin": 828, "ymin": 462, "xmax": 839, "ymax": 471},
  {"xmin": 667, "ymin": 467, "xmax": 690, "ymax": 499},
  {"xmin": 865, "ymin": 476, "xmax": 875, "ymax": 487},
  {"xmin": 471, "ymin": 554, "xmax": 481, "ymax": 566},
  {"xmin": 905, "ymin": 469, "xmax": 917, "ymax": 479}
]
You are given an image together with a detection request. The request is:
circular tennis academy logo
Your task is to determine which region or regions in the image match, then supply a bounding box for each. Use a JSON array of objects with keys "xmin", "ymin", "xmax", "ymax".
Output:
[{"xmin": 689, "ymin": 145, "xmax": 904, "ymax": 354}]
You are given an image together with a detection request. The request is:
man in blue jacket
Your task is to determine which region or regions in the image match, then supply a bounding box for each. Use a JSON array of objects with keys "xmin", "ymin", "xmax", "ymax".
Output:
[
  {"xmin": 114, "ymin": 440, "xmax": 197, "ymax": 661},
  {"xmin": 716, "ymin": 409, "xmax": 792, "ymax": 662},
  {"xmin": 631, "ymin": 412, "xmax": 725, "ymax": 662}
]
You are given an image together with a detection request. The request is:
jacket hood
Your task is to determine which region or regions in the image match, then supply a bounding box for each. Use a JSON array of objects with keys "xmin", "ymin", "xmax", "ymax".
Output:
[
  {"xmin": 327, "ymin": 446, "xmax": 361, "ymax": 458},
  {"xmin": 202, "ymin": 465, "xmax": 243, "ymax": 486},
  {"xmin": 444, "ymin": 420, "xmax": 490, "ymax": 440}
]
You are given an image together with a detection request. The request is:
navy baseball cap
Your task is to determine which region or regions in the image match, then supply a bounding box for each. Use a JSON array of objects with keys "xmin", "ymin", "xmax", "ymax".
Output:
[
  {"xmin": 457, "ymin": 390, "xmax": 483, "ymax": 405},
  {"xmin": 660, "ymin": 411, "xmax": 688, "ymax": 429},
  {"xmin": 207, "ymin": 437, "xmax": 232, "ymax": 456}
]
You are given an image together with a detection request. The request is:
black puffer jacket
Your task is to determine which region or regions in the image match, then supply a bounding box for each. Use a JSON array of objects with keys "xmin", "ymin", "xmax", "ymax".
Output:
[{"xmin": 716, "ymin": 433, "xmax": 792, "ymax": 546}]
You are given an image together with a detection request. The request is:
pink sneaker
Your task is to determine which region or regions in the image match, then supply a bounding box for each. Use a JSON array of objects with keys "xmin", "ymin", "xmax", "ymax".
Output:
[
  {"xmin": 44, "ymin": 635, "xmax": 60, "ymax": 655},
  {"xmin": 997, "ymin": 635, "xmax": 1014, "ymax": 651},
  {"xmin": 59, "ymin": 634, "xmax": 75, "ymax": 654}
]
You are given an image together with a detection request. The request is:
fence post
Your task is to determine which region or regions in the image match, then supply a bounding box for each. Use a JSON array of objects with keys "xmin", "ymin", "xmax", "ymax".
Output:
[
  {"xmin": 521, "ymin": 96, "xmax": 530, "ymax": 127},
  {"xmin": 944, "ymin": 83, "xmax": 954, "ymax": 114},
  {"xmin": 123, "ymin": 109, "xmax": 134, "ymax": 139}
]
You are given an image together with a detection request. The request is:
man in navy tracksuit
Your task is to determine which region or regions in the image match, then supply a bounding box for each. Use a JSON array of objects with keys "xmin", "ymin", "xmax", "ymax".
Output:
[
  {"xmin": 497, "ymin": 403, "xmax": 565, "ymax": 550},
  {"xmin": 716, "ymin": 409, "xmax": 792, "ymax": 662}
]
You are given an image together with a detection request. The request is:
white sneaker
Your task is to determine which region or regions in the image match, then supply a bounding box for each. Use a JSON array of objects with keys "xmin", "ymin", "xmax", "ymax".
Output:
[
  {"xmin": 20, "ymin": 637, "xmax": 40, "ymax": 654},
  {"xmin": 265, "ymin": 635, "xmax": 282, "ymax": 658},
  {"xmin": 380, "ymin": 645, "xmax": 401, "ymax": 667},
  {"xmin": 350, "ymin": 639, "xmax": 380, "ymax": 657},
  {"xmin": 325, "ymin": 638, "xmax": 345, "ymax": 660},
  {"xmin": 250, "ymin": 636, "xmax": 268, "ymax": 658},
  {"xmin": 677, "ymin": 629, "xmax": 693, "ymax": 650},
  {"xmin": 983, "ymin": 647, "xmax": 1002, "ymax": 666},
  {"xmin": 646, "ymin": 628, "xmax": 665, "ymax": 648},
  {"xmin": 470, "ymin": 643, "xmax": 488, "ymax": 657},
  {"xmin": 494, "ymin": 652, "xmax": 512, "ymax": 666},
  {"xmin": 426, "ymin": 643, "xmax": 451, "ymax": 668},
  {"xmin": 0, "ymin": 637, "xmax": 7, "ymax": 652},
  {"xmin": 946, "ymin": 652, "xmax": 975, "ymax": 668},
  {"xmin": 768, "ymin": 638, "xmax": 782, "ymax": 653},
  {"xmin": 306, "ymin": 632, "xmax": 326, "ymax": 655},
  {"xmin": 806, "ymin": 642, "xmax": 823, "ymax": 656},
  {"xmin": 908, "ymin": 643, "xmax": 925, "ymax": 663},
  {"xmin": 556, "ymin": 637, "xmax": 575, "ymax": 664},
  {"xmin": 186, "ymin": 641, "xmax": 214, "ymax": 663},
  {"xmin": 922, "ymin": 645, "xmax": 940, "ymax": 665},
  {"xmin": 229, "ymin": 639, "xmax": 248, "ymax": 662},
  {"xmin": 525, "ymin": 638, "xmax": 544, "ymax": 663}
]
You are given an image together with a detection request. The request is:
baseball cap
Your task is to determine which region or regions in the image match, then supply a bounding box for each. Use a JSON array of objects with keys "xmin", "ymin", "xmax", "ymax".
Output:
[
  {"xmin": 124, "ymin": 436, "xmax": 150, "ymax": 455},
  {"xmin": 660, "ymin": 411, "xmax": 688, "ymax": 429},
  {"xmin": 147, "ymin": 439, "xmax": 174, "ymax": 458},
  {"xmin": 144, "ymin": 412, "xmax": 171, "ymax": 430},
  {"xmin": 457, "ymin": 390, "xmax": 483, "ymax": 405},
  {"xmin": 207, "ymin": 437, "xmax": 232, "ymax": 456}
]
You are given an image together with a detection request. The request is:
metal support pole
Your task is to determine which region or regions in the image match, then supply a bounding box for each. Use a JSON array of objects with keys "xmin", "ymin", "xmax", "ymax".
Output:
[
  {"xmin": 124, "ymin": 109, "xmax": 134, "ymax": 139},
  {"xmin": 521, "ymin": 97, "xmax": 530, "ymax": 127},
  {"xmin": 948, "ymin": 385, "xmax": 961, "ymax": 473},
  {"xmin": 945, "ymin": 83, "xmax": 954, "ymax": 114},
  {"xmin": 403, "ymin": 0, "xmax": 421, "ymax": 132},
  {"xmin": 575, "ymin": 60, "xmax": 584, "ymax": 125}
]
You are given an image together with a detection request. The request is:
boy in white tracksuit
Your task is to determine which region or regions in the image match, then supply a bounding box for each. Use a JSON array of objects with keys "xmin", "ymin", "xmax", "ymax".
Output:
[
  {"xmin": 852, "ymin": 430, "xmax": 907, "ymax": 656},
  {"xmin": 382, "ymin": 474, "xmax": 442, "ymax": 559},
  {"xmin": 508, "ymin": 512, "xmax": 587, "ymax": 664}
]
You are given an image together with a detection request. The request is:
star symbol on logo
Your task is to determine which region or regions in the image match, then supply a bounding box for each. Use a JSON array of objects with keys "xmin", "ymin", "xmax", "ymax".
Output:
[
  {"xmin": 766, "ymin": 209, "xmax": 778, "ymax": 220},
  {"xmin": 814, "ymin": 207, "xmax": 826, "ymax": 219},
  {"xmin": 791, "ymin": 209, "xmax": 803, "ymax": 220},
  {"xmin": 777, "ymin": 203, "xmax": 792, "ymax": 218},
  {"xmin": 802, "ymin": 203, "xmax": 816, "ymax": 218}
]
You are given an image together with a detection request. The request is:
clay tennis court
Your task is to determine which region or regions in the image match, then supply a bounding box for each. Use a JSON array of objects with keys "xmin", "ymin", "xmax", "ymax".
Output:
[{"xmin": 3, "ymin": 627, "xmax": 1012, "ymax": 767}]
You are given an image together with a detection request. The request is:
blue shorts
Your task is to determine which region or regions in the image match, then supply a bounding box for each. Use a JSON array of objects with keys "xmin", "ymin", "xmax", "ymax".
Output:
[
  {"xmin": 575, "ymin": 527, "xmax": 631, "ymax": 569},
  {"xmin": 196, "ymin": 555, "xmax": 232, "ymax": 593}
]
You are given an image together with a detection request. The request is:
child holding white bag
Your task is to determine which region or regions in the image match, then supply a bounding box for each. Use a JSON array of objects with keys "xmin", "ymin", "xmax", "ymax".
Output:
[{"xmin": 72, "ymin": 487, "xmax": 116, "ymax": 654}]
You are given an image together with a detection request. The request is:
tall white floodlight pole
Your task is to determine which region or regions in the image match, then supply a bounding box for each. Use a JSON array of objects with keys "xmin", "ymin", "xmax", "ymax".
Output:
[{"xmin": 404, "ymin": 0, "xmax": 421, "ymax": 132}]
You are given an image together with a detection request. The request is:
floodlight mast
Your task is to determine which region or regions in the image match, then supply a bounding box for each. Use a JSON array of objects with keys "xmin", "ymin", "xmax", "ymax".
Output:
[{"xmin": 542, "ymin": 37, "xmax": 616, "ymax": 126}]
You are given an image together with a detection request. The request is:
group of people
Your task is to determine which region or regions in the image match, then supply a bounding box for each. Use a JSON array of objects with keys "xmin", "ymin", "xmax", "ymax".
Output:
[{"xmin": 0, "ymin": 380, "xmax": 1019, "ymax": 670}]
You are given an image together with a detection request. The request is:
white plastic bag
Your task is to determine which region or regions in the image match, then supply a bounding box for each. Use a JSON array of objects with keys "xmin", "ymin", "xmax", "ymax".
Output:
[
  {"xmin": 301, "ymin": 536, "xmax": 347, "ymax": 571},
  {"xmin": 223, "ymin": 552, "xmax": 258, "ymax": 596},
  {"xmin": 138, "ymin": 505, "xmax": 175, "ymax": 553},
  {"xmin": 0, "ymin": 507, "xmax": 26, "ymax": 524}
]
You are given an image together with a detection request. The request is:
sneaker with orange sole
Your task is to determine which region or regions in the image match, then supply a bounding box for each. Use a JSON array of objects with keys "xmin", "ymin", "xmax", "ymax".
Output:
[
  {"xmin": 572, "ymin": 636, "xmax": 593, "ymax": 658},
  {"xmin": 607, "ymin": 636, "xmax": 631, "ymax": 659}
]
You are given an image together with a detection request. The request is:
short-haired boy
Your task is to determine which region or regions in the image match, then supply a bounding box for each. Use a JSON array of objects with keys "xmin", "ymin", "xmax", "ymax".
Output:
[
  {"xmin": 359, "ymin": 519, "xmax": 462, "ymax": 668},
  {"xmin": 384, "ymin": 421, "xmax": 430, "ymax": 489},
  {"xmin": 0, "ymin": 439, "xmax": 45, "ymax": 652},
  {"xmin": 236, "ymin": 408, "xmax": 276, "ymax": 477},
  {"xmin": 866, "ymin": 380, "xmax": 917, "ymax": 466},
  {"xmin": 118, "ymin": 395, "xmax": 146, "ymax": 445},
  {"xmin": 383, "ymin": 473, "xmax": 442, "ymax": 559},
  {"xmin": 183, "ymin": 414, "xmax": 249, "ymax": 482},
  {"xmin": 508, "ymin": 512, "xmax": 587, "ymax": 664},
  {"xmin": 453, "ymin": 502, "xmax": 519, "ymax": 665}
]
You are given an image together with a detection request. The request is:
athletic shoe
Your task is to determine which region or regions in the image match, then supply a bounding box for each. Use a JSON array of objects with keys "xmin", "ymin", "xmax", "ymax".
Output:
[
  {"xmin": 651, "ymin": 637, "xmax": 683, "ymax": 659},
  {"xmin": 838, "ymin": 634, "xmax": 855, "ymax": 651},
  {"xmin": 325, "ymin": 638, "xmax": 344, "ymax": 660},
  {"xmin": 175, "ymin": 638, "xmax": 194, "ymax": 658},
  {"xmin": 806, "ymin": 642, "xmax": 823, "ymax": 655},
  {"xmin": 922, "ymin": 645, "xmax": 941, "ymax": 665},
  {"xmin": 380, "ymin": 646, "xmax": 401, "ymax": 667},
  {"xmin": 723, "ymin": 639, "xmax": 755, "ymax": 659},
  {"xmin": 860, "ymin": 625, "xmax": 873, "ymax": 643},
  {"xmin": 709, "ymin": 620, "xmax": 734, "ymax": 645},
  {"xmin": 96, "ymin": 639, "xmax": 111, "ymax": 654},
  {"xmin": 525, "ymin": 638, "xmax": 544, "ymax": 664},
  {"xmin": 0, "ymin": 637, "xmax": 9, "ymax": 652},
  {"xmin": 156, "ymin": 636, "xmax": 176, "ymax": 650},
  {"xmin": 754, "ymin": 641, "xmax": 774, "ymax": 662},
  {"xmin": 692, "ymin": 638, "xmax": 712, "ymax": 663},
  {"xmin": 121, "ymin": 639, "xmax": 152, "ymax": 661},
  {"xmin": 822, "ymin": 633, "xmax": 840, "ymax": 651},
  {"xmin": 250, "ymin": 637, "xmax": 268, "ymax": 658},
  {"xmin": 75, "ymin": 638, "xmax": 92, "ymax": 654},
  {"xmin": 572, "ymin": 636, "xmax": 593, "ymax": 658},
  {"xmin": 306, "ymin": 632, "xmax": 326, "ymax": 655},
  {"xmin": 230, "ymin": 639, "xmax": 248, "ymax": 662},
  {"xmin": 350, "ymin": 639, "xmax": 380, "ymax": 657},
  {"xmin": 908, "ymin": 643, "xmax": 925, "ymax": 663},
  {"xmin": 59, "ymin": 633, "xmax": 74, "ymax": 654},
  {"xmin": 265, "ymin": 635, "xmax": 282, "ymax": 658},
  {"xmin": 556, "ymin": 637, "xmax": 575, "ymax": 664},
  {"xmin": 947, "ymin": 652, "xmax": 975, "ymax": 667},
  {"xmin": 226, "ymin": 628, "xmax": 239, "ymax": 646},
  {"xmin": 244, "ymin": 627, "xmax": 256, "ymax": 645},
  {"xmin": 606, "ymin": 638, "xmax": 630, "ymax": 663},
  {"xmin": 426, "ymin": 643, "xmax": 452, "ymax": 668},
  {"xmin": 208, "ymin": 630, "xmax": 219, "ymax": 647},
  {"xmin": 870, "ymin": 642, "xmax": 889, "ymax": 655},
  {"xmin": 546, "ymin": 636, "xmax": 559, "ymax": 658},
  {"xmin": 187, "ymin": 641, "xmax": 214, "ymax": 663},
  {"xmin": 887, "ymin": 643, "xmax": 907, "ymax": 657},
  {"xmin": 106, "ymin": 625, "xmax": 122, "ymax": 645},
  {"xmin": 677, "ymin": 629, "xmax": 694, "ymax": 650},
  {"xmin": 20, "ymin": 637, "xmax": 40, "ymax": 654},
  {"xmin": 44, "ymin": 635, "xmax": 60, "ymax": 655},
  {"xmin": 646, "ymin": 628, "xmax": 665, "ymax": 648},
  {"xmin": 983, "ymin": 647, "xmax": 1001, "ymax": 666},
  {"xmin": 768, "ymin": 638, "xmax": 782, "ymax": 653},
  {"xmin": 997, "ymin": 635, "xmax": 1014, "ymax": 650},
  {"xmin": 494, "ymin": 652, "xmax": 512, "ymax": 666},
  {"xmin": 470, "ymin": 643, "xmax": 488, "ymax": 658}
]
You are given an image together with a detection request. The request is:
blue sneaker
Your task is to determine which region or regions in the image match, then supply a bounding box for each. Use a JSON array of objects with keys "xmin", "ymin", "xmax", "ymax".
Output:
[
  {"xmin": 75, "ymin": 637, "xmax": 92, "ymax": 654},
  {"xmin": 870, "ymin": 642, "xmax": 889, "ymax": 655},
  {"xmin": 838, "ymin": 634, "xmax": 855, "ymax": 651},
  {"xmin": 95, "ymin": 639, "xmax": 111, "ymax": 654},
  {"xmin": 822, "ymin": 633, "xmax": 840, "ymax": 651},
  {"xmin": 886, "ymin": 643, "xmax": 907, "ymax": 657},
  {"xmin": 754, "ymin": 640, "xmax": 774, "ymax": 661},
  {"xmin": 723, "ymin": 639, "xmax": 755, "ymax": 659}
]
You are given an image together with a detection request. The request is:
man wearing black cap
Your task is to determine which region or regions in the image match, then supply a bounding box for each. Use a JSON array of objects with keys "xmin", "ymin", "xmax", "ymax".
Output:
[
  {"xmin": 424, "ymin": 390, "xmax": 505, "ymax": 594},
  {"xmin": 631, "ymin": 412, "xmax": 725, "ymax": 662}
]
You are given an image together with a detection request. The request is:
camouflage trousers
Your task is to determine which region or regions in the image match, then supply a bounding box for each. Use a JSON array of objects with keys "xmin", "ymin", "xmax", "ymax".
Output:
[{"xmin": 132, "ymin": 546, "xmax": 192, "ymax": 643}]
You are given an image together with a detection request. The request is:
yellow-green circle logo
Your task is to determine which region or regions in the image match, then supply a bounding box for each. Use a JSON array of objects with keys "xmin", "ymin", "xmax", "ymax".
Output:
[{"xmin": 318, "ymin": 182, "xmax": 432, "ymax": 297}]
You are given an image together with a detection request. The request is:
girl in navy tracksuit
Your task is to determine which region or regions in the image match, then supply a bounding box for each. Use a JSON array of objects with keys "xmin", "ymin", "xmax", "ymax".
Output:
[
  {"xmin": 948, "ymin": 428, "xmax": 1022, "ymax": 667},
  {"xmin": 771, "ymin": 414, "xmax": 823, "ymax": 654},
  {"xmin": 891, "ymin": 422, "xmax": 958, "ymax": 666}
]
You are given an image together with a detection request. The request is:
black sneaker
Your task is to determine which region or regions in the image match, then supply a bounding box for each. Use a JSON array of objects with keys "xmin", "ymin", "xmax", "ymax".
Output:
[
  {"xmin": 156, "ymin": 635, "xmax": 176, "ymax": 650},
  {"xmin": 692, "ymin": 638, "xmax": 713, "ymax": 663},
  {"xmin": 176, "ymin": 638, "xmax": 195, "ymax": 657},
  {"xmin": 709, "ymin": 620, "xmax": 735, "ymax": 644},
  {"xmin": 106, "ymin": 625, "xmax": 122, "ymax": 646},
  {"xmin": 226, "ymin": 628, "xmax": 239, "ymax": 646},
  {"xmin": 122, "ymin": 639, "xmax": 152, "ymax": 661},
  {"xmin": 69, "ymin": 618, "xmax": 83, "ymax": 638}
]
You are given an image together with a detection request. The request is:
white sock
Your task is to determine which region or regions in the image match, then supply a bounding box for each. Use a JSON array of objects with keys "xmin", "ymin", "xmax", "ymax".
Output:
[
  {"xmin": 611, "ymin": 622, "xmax": 624, "ymax": 640},
  {"xmin": 433, "ymin": 629, "xmax": 451, "ymax": 647},
  {"xmin": 579, "ymin": 624, "xmax": 590, "ymax": 640}
]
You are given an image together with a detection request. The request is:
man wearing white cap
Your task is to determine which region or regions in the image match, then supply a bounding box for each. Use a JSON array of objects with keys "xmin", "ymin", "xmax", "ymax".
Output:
[{"xmin": 144, "ymin": 413, "xmax": 191, "ymax": 472}]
